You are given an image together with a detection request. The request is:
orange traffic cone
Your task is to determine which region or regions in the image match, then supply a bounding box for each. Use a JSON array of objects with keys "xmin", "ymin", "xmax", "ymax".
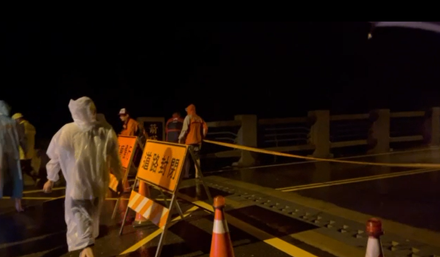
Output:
[
  {"xmin": 210, "ymin": 196, "xmax": 235, "ymax": 257},
  {"xmin": 132, "ymin": 180, "xmax": 150, "ymax": 228},
  {"xmin": 365, "ymin": 218, "xmax": 384, "ymax": 257}
]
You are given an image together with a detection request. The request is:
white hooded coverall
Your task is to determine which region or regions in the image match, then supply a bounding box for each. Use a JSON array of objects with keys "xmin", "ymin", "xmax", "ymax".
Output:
[
  {"xmin": 46, "ymin": 97, "xmax": 123, "ymax": 252},
  {"xmin": 0, "ymin": 101, "xmax": 23, "ymax": 199}
]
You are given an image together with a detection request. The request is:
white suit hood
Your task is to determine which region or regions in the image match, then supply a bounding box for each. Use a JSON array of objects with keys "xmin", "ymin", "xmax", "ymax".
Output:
[
  {"xmin": 0, "ymin": 101, "xmax": 10, "ymax": 116},
  {"xmin": 68, "ymin": 97, "xmax": 97, "ymax": 131}
]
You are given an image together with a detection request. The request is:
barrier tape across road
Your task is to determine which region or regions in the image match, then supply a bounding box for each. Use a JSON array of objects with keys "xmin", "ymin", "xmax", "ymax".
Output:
[
  {"xmin": 203, "ymin": 139, "xmax": 440, "ymax": 169},
  {"xmin": 14, "ymin": 141, "xmax": 439, "ymax": 200}
]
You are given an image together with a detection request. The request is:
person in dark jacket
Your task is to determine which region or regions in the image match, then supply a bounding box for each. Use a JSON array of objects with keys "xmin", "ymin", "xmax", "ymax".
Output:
[{"xmin": 165, "ymin": 112, "xmax": 184, "ymax": 143}]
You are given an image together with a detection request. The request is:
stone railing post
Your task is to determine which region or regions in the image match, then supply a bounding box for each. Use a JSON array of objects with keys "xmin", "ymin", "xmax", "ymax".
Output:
[
  {"xmin": 368, "ymin": 109, "xmax": 390, "ymax": 153},
  {"xmin": 308, "ymin": 110, "xmax": 331, "ymax": 158},
  {"xmin": 423, "ymin": 107, "xmax": 440, "ymax": 147},
  {"xmin": 233, "ymin": 115, "xmax": 257, "ymax": 166}
]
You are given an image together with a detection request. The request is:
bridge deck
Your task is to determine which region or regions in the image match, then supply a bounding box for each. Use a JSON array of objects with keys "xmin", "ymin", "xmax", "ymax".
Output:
[{"xmin": 2, "ymin": 147, "xmax": 440, "ymax": 256}]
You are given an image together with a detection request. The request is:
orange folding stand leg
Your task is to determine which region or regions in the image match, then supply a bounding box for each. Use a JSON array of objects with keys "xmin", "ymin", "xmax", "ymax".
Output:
[{"xmin": 133, "ymin": 181, "xmax": 150, "ymax": 228}]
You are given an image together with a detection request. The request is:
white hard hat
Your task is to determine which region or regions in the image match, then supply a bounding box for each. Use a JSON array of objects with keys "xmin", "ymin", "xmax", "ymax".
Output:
[{"xmin": 119, "ymin": 108, "xmax": 128, "ymax": 115}]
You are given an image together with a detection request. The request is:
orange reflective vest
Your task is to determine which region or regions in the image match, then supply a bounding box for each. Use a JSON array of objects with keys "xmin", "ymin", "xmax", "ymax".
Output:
[
  {"xmin": 179, "ymin": 115, "xmax": 208, "ymax": 145},
  {"xmin": 120, "ymin": 118, "xmax": 139, "ymax": 136}
]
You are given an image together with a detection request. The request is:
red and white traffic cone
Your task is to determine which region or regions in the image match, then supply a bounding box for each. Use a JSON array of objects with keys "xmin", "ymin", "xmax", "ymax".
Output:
[
  {"xmin": 210, "ymin": 195, "xmax": 235, "ymax": 257},
  {"xmin": 365, "ymin": 218, "xmax": 384, "ymax": 257},
  {"xmin": 132, "ymin": 181, "xmax": 150, "ymax": 228}
]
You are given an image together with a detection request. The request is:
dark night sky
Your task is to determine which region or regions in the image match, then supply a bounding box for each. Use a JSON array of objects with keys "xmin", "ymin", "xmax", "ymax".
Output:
[{"xmin": 2, "ymin": 21, "xmax": 440, "ymax": 139}]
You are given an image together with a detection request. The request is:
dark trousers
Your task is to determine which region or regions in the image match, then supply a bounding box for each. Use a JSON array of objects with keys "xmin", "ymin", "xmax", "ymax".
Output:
[
  {"xmin": 183, "ymin": 144, "xmax": 200, "ymax": 178},
  {"xmin": 20, "ymin": 159, "xmax": 32, "ymax": 175}
]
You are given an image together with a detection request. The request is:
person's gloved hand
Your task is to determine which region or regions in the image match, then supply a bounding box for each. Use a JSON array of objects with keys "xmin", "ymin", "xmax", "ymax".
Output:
[{"xmin": 43, "ymin": 180, "xmax": 54, "ymax": 193}]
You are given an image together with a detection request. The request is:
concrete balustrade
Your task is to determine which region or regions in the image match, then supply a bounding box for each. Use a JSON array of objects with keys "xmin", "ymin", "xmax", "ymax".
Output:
[{"xmin": 200, "ymin": 107, "xmax": 440, "ymax": 166}]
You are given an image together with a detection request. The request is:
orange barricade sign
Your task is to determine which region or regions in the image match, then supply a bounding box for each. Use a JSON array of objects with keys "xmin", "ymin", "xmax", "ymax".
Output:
[
  {"xmin": 109, "ymin": 136, "xmax": 138, "ymax": 192},
  {"xmin": 118, "ymin": 136, "xmax": 138, "ymax": 169},
  {"xmin": 127, "ymin": 191, "xmax": 170, "ymax": 229},
  {"xmin": 136, "ymin": 140, "xmax": 188, "ymax": 193},
  {"xmin": 109, "ymin": 174, "xmax": 120, "ymax": 192},
  {"xmin": 120, "ymin": 140, "xmax": 212, "ymax": 257}
]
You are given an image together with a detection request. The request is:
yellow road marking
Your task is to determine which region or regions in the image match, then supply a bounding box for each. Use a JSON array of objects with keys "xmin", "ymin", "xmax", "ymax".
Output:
[
  {"xmin": 264, "ymin": 238, "xmax": 317, "ymax": 257},
  {"xmin": 276, "ymin": 167, "xmax": 430, "ymax": 190},
  {"xmin": 176, "ymin": 195, "xmax": 318, "ymax": 257},
  {"xmin": 106, "ymin": 198, "xmax": 169, "ymax": 201},
  {"xmin": 119, "ymin": 206, "xmax": 199, "ymax": 255},
  {"xmin": 280, "ymin": 168, "xmax": 438, "ymax": 192},
  {"xmin": 226, "ymin": 207, "xmax": 318, "ymax": 256},
  {"xmin": 0, "ymin": 231, "xmax": 65, "ymax": 250},
  {"xmin": 1, "ymin": 196, "xmax": 61, "ymax": 200},
  {"xmin": 290, "ymin": 230, "xmax": 365, "ymax": 257},
  {"xmin": 106, "ymin": 197, "xmax": 129, "ymax": 201},
  {"xmin": 2, "ymin": 196, "xmax": 165, "ymax": 201},
  {"xmin": 1, "ymin": 195, "xmax": 65, "ymax": 200},
  {"xmin": 22, "ymin": 187, "xmax": 66, "ymax": 194}
]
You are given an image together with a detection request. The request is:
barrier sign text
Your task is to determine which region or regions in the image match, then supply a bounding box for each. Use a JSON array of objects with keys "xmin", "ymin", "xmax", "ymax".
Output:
[
  {"xmin": 108, "ymin": 136, "xmax": 138, "ymax": 192},
  {"xmin": 137, "ymin": 117, "xmax": 165, "ymax": 141},
  {"xmin": 118, "ymin": 136, "xmax": 138, "ymax": 169},
  {"xmin": 136, "ymin": 140, "xmax": 188, "ymax": 192}
]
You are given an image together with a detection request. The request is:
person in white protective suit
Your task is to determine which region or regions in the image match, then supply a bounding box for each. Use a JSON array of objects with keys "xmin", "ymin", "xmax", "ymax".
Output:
[
  {"xmin": 0, "ymin": 100, "xmax": 25, "ymax": 212},
  {"xmin": 43, "ymin": 97, "xmax": 123, "ymax": 257}
]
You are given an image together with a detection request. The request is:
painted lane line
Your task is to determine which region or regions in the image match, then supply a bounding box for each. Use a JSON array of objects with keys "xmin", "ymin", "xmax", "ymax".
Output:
[
  {"xmin": 265, "ymin": 238, "xmax": 318, "ymax": 257},
  {"xmin": 22, "ymin": 187, "xmax": 66, "ymax": 194},
  {"xmin": 119, "ymin": 205, "xmax": 199, "ymax": 255},
  {"xmin": 0, "ymin": 231, "xmax": 65, "ymax": 250},
  {"xmin": 1, "ymin": 196, "xmax": 62, "ymax": 200},
  {"xmin": 177, "ymin": 195, "xmax": 319, "ymax": 257},
  {"xmin": 281, "ymin": 168, "xmax": 439, "ymax": 192},
  {"xmin": 2, "ymin": 196, "xmax": 162, "ymax": 201},
  {"xmin": 282, "ymin": 168, "xmax": 437, "ymax": 192},
  {"xmin": 276, "ymin": 168, "xmax": 432, "ymax": 190}
]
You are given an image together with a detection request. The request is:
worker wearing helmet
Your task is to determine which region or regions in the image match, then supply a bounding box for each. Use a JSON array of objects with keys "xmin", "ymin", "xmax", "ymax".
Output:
[
  {"xmin": 12, "ymin": 113, "xmax": 37, "ymax": 181},
  {"xmin": 119, "ymin": 108, "xmax": 140, "ymax": 137}
]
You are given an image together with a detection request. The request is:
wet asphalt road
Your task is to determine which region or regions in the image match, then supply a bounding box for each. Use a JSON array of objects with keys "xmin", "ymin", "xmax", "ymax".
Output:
[
  {"xmin": 1, "ymin": 187, "xmax": 325, "ymax": 257},
  {"xmin": 0, "ymin": 197, "xmax": 333, "ymax": 257},
  {"xmin": 218, "ymin": 148, "xmax": 440, "ymax": 232},
  {"xmin": 2, "ymin": 147, "xmax": 440, "ymax": 256}
]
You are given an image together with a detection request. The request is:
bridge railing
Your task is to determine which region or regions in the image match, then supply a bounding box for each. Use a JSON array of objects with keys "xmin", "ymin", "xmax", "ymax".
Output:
[
  {"xmin": 258, "ymin": 117, "xmax": 312, "ymax": 152},
  {"xmin": 203, "ymin": 107, "xmax": 440, "ymax": 166},
  {"xmin": 330, "ymin": 113, "xmax": 370, "ymax": 148},
  {"xmin": 390, "ymin": 111, "xmax": 425, "ymax": 143},
  {"xmin": 203, "ymin": 120, "xmax": 242, "ymax": 159}
]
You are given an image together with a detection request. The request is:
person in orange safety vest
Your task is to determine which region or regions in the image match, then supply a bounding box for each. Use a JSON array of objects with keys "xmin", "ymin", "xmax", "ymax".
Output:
[
  {"xmin": 178, "ymin": 104, "xmax": 208, "ymax": 179},
  {"xmin": 166, "ymin": 112, "xmax": 184, "ymax": 143},
  {"xmin": 119, "ymin": 108, "xmax": 140, "ymax": 137}
]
